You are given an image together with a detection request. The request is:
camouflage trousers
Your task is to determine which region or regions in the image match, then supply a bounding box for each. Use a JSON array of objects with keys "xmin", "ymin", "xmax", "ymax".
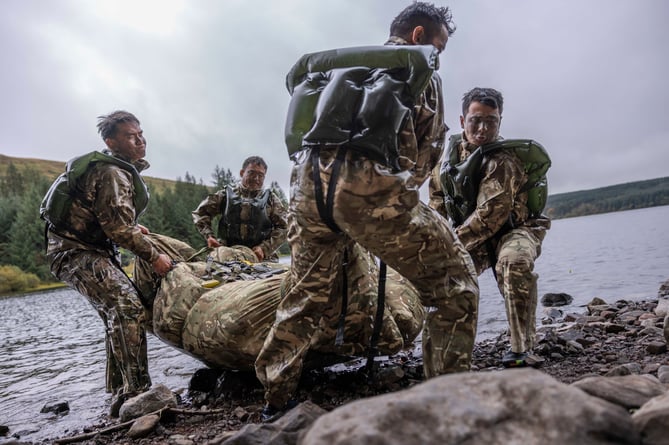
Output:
[
  {"xmin": 47, "ymin": 248, "xmax": 151, "ymax": 396},
  {"xmin": 472, "ymin": 227, "xmax": 544, "ymax": 353},
  {"xmin": 255, "ymin": 149, "xmax": 479, "ymax": 408}
]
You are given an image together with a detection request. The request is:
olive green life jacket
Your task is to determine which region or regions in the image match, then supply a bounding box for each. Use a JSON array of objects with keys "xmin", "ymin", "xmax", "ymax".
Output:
[
  {"xmin": 217, "ymin": 187, "xmax": 273, "ymax": 248},
  {"xmin": 284, "ymin": 44, "xmax": 439, "ymax": 170},
  {"xmin": 439, "ymin": 134, "xmax": 551, "ymax": 226},
  {"xmin": 40, "ymin": 150, "xmax": 149, "ymax": 239}
]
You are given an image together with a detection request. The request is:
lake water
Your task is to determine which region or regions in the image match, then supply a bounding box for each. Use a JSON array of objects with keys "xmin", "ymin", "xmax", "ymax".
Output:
[{"xmin": 1, "ymin": 205, "xmax": 668, "ymax": 442}]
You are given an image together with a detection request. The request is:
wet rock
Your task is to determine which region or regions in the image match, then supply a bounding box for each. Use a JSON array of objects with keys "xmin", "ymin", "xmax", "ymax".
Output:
[
  {"xmin": 232, "ymin": 406, "xmax": 249, "ymax": 421},
  {"xmin": 541, "ymin": 292, "xmax": 573, "ymax": 307},
  {"xmin": 301, "ymin": 369, "xmax": 639, "ymax": 445},
  {"xmin": 127, "ymin": 413, "xmax": 161, "ymax": 439},
  {"xmin": 39, "ymin": 400, "xmax": 69, "ymax": 415},
  {"xmin": 631, "ymin": 391, "xmax": 669, "ymax": 445},
  {"xmin": 645, "ymin": 341, "xmax": 667, "ymax": 354},
  {"xmin": 189, "ymin": 368, "xmax": 224, "ymax": 392},
  {"xmin": 571, "ymin": 375, "xmax": 666, "ymax": 409},
  {"xmin": 604, "ymin": 363, "xmax": 641, "ymax": 377},
  {"xmin": 120, "ymin": 384, "xmax": 177, "ymax": 422},
  {"xmin": 657, "ymin": 366, "xmax": 669, "ymax": 384},
  {"xmin": 209, "ymin": 401, "xmax": 326, "ymax": 445},
  {"xmin": 658, "ymin": 279, "xmax": 669, "ymax": 298}
]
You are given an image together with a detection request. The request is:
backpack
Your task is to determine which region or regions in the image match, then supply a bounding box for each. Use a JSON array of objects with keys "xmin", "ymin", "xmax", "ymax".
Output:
[{"xmin": 440, "ymin": 135, "xmax": 551, "ymax": 225}]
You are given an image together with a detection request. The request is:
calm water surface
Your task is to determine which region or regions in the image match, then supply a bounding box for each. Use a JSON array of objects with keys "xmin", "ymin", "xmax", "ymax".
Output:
[{"xmin": 1, "ymin": 205, "xmax": 668, "ymax": 442}]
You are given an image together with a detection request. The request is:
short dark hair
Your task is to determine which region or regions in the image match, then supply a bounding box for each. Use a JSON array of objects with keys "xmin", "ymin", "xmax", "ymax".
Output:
[
  {"xmin": 462, "ymin": 87, "xmax": 504, "ymax": 116},
  {"xmin": 242, "ymin": 156, "xmax": 267, "ymax": 170},
  {"xmin": 96, "ymin": 111, "xmax": 140, "ymax": 141},
  {"xmin": 390, "ymin": 2, "xmax": 456, "ymax": 40}
]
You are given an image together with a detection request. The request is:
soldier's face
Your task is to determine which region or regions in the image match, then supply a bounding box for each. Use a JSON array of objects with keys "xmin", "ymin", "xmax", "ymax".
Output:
[
  {"xmin": 240, "ymin": 163, "xmax": 266, "ymax": 191},
  {"xmin": 461, "ymin": 101, "xmax": 501, "ymax": 146},
  {"xmin": 106, "ymin": 122, "xmax": 146, "ymax": 162}
]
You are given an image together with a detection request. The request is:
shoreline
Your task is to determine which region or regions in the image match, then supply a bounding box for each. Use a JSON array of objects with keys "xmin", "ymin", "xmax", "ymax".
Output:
[{"xmin": 20, "ymin": 293, "xmax": 666, "ymax": 445}]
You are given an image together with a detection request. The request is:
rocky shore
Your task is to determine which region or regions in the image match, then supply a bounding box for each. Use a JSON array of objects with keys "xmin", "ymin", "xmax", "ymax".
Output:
[{"xmin": 3, "ymin": 282, "xmax": 669, "ymax": 445}]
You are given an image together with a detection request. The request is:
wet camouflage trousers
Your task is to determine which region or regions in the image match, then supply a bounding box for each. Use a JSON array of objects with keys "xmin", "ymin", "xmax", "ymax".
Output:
[
  {"xmin": 472, "ymin": 228, "xmax": 543, "ymax": 353},
  {"xmin": 255, "ymin": 149, "xmax": 480, "ymax": 408},
  {"xmin": 47, "ymin": 248, "xmax": 151, "ymax": 396}
]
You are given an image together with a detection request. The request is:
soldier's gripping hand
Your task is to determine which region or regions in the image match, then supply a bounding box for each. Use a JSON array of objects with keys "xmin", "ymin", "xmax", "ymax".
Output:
[{"xmin": 152, "ymin": 253, "xmax": 173, "ymax": 277}]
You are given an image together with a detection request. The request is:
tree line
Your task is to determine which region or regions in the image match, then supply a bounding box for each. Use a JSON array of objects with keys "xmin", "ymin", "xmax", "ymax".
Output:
[
  {"xmin": 0, "ymin": 161, "xmax": 288, "ymax": 292},
  {"xmin": 545, "ymin": 177, "xmax": 669, "ymax": 219}
]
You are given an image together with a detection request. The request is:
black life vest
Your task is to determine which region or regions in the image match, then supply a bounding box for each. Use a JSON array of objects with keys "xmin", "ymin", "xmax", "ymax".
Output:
[{"xmin": 217, "ymin": 187, "xmax": 273, "ymax": 248}]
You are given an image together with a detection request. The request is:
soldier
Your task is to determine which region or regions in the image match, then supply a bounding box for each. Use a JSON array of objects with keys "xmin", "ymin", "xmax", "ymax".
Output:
[
  {"xmin": 191, "ymin": 156, "xmax": 288, "ymax": 262},
  {"xmin": 42, "ymin": 110, "xmax": 172, "ymax": 416},
  {"xmin": 429, "ymin": 87, "xmax": 551, "ymax": 367},
  {"xmin": 255, "ymin": 2, "xmax": 479, "ymax": 421}
]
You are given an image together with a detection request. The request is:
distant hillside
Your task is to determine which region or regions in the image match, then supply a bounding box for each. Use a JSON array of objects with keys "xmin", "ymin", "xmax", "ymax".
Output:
[
  {"xmin": 546, "ymin": 177, "xmax": 669, "ymax": 219},
  {"xmin": 0, "ymin": 154, "xmax": 178, "ymax": 194},
  {"xmin": 3, "ymin": 154, "xmax": 668, "ymax": 220}
]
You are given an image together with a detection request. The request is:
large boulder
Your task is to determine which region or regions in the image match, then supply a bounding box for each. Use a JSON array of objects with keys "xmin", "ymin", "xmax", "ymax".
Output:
[{"xmin": 300, "ymin": 369, "xmax": 640, "ymax": 445}]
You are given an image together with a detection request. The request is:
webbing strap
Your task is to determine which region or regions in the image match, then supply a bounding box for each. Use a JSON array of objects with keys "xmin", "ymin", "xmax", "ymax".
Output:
[
  {"xmin": 365, "ymin": 260, "xmax": 387, "ymax": 381},
  {"xmin": 310, "ymin": 147, "xmax": 346, "ymax": 234},
  {"xmin": 334, "ymin": 248, "xmax": 349, "ymax": 346}
]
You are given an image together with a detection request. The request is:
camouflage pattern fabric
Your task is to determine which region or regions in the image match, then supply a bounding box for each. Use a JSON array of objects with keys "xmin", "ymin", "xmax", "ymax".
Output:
[
  {"xmin": 191, "ymin": 183, "xmax": 288, "ymax": 260},
  {"xmin": 135, "ymin": 236, "xmax": 424, "ymax": 372},
  {"xmin": 45, "ymin": 154, "xmax": 162, "ymax": 396},
  {"xmin": 255, "ymin": 47, "xmax": 480, "ymax": 408},
  {"xmin": 430, "ymin": 135, "xmax": 551, "ymax": 353},
  {"xmin": 47, "ymin": 246, "xmax": 151, "ymax": 395},
  {"xmin": 46, "ymin": 158, "xmax": 161, "ymax": 263}
]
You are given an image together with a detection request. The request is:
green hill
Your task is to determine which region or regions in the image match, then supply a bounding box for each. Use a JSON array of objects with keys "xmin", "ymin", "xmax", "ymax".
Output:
[
  {"xmin": 0, "ymin": 154, "xmax": 178, "ymax": 194},
  {"xmin": 3, "ymin": 154, "xmax": 669, "ymax": 220},
  {"xmin": 546, "ymin": 177, "xmax": 669, "ymax": 219}
]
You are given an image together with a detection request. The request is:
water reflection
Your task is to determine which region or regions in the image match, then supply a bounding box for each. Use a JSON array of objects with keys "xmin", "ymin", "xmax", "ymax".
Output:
[{"xmin": 0, "ymin": 289, "xmax": 203, "ymax": 442}]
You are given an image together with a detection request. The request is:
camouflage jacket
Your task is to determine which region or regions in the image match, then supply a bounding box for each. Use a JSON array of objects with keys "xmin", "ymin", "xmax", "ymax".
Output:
[
  {"xmin": 46, "ymin": 152, "xmax": 161, "ymax": 263},
  {"xmin": 385, "ymin": 36, "xmax": 446, "ymax": 185},
  {"xmin": 429, "ymin": 134, "xmax": 550, "ymax": 253},
  {"xmin": 191, "ymin": 184, "xmax": 288, "ymax": 257}
]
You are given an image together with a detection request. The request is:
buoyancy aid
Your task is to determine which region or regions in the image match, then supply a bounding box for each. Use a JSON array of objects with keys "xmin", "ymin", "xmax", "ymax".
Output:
[
  {"xmin": 40, "ymin": 150, "xmax": 149, "ymax": 242},
  {"xmin": 439, "ymin": 134, "xmax": 551, "ymax": 226},
  {"xmin": 284, "ymin": 44, "xmax": 439, "ymax": 170},
  {"xmin": 217, "ymin": 187, "xmax": 273, "ymax": 248}
]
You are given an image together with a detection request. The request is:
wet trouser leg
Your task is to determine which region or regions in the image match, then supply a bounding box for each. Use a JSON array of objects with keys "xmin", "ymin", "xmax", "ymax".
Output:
[
  {"xmin": 495, "ymin": 229, "xmax": 542, "ymax": 353},
  {"xmin": 49, "ymin": 250, "xmax": 151, "ymax": 395},
  {"xmin": 255, "ymin": 151, "xmax": 479, "ymax": 408}
]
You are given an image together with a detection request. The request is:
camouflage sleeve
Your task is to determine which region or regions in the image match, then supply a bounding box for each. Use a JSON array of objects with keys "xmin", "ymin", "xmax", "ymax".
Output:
[
  {"xmin": 257, "ymin": 191, "xmax": 288, "ymax": 257},
  {"xmin": 191, "ymin": 190, "xmax": 225, "ymax": 241},
  {"xmin": 428, "ymin": 163, "xmax": 447, "ymax": 216},
  {"xmin": 93, "ymin": 166, "xmax": 160, "ymax": 262},
  {"xmin": 455, "ymin": 151, "xmax": 526, "ymax": 251},
  {"xmin": 412, "ymin": 73, "xmax": 446, "ymax": 186}
]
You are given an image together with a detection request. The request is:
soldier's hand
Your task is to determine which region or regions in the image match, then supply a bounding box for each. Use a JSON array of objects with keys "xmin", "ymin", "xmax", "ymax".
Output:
[
  {"xmin": 252, "ymin": 246, "xmax": 265, "ymax": 262},
  {"xmin": 137, "ymin": 224, "xmax": 150, "ymax": 234},
  {"xmin": 152, "ymin": 254, "xmax": 173, "ymax": 277},
  {"xmin": 207, "ymin": 236, "xmax": 221, "ymax": 248}
]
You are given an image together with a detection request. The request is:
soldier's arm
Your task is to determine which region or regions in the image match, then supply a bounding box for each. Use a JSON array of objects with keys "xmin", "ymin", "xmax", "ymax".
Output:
[
  {"xmin": 191, "ymin": 191, "xmax": 224, "ymax": 241},
  {"xmin": 256, "ymin": 191, "xmax": 288, "ymax": 258},
  {"xmin": 412, "ymin": 74, "xmax": 446, "ymax": 186},
  {"xmin": 455, "ymin": 152, "xmax": 525, "ymax": 251},
  {"xmin": 428, "ymin": 163, "xmax": 447, "ymax": 217},
  {"xmin": 94, "ymin": 166, "xmax": 160, "ymax": 263}
]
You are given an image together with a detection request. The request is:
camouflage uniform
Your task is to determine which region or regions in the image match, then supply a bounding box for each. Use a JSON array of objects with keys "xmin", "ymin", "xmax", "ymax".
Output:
[
  {"xmin": 430, "ymin": 135, "xmax": 551, "ymax": 353},
  {"xmin": 46, "ymin": 153, "xmax": 161, "ymax": 396},
  {"xmin": 255, "ymin": 37, "xmax": 479, "ymax": 409},
  {"xmin": 192, "ymin": 184, "xmax": 288, "ymax": 261}
]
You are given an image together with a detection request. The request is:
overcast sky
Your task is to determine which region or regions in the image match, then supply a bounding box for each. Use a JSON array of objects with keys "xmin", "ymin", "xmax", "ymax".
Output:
[{"xmin": 1, "ymin": 0, "xmax": 668, "ymax": 197}]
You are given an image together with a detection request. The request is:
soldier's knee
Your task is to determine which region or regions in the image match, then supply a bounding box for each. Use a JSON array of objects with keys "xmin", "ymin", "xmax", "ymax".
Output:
[{"xmin": 497, "ymin": 254, "xmax": 533, "ymax": 277}]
